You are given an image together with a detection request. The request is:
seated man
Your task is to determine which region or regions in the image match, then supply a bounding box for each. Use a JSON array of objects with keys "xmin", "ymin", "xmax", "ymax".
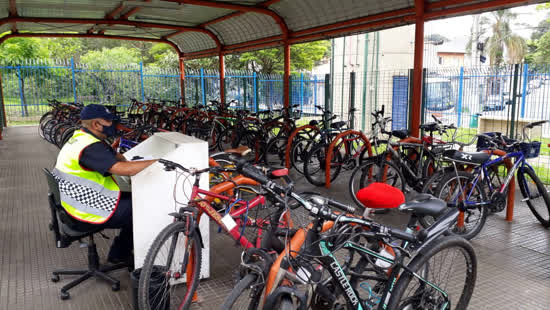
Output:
[{"xmin": 52, "ymin": 104, "xmax": 156, "ymax": 264}]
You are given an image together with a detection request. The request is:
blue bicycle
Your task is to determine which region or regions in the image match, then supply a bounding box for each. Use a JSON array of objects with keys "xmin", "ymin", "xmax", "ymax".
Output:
[{"xmin": 432, "ymin": 120, "xmax": 550, "ymax": 240}]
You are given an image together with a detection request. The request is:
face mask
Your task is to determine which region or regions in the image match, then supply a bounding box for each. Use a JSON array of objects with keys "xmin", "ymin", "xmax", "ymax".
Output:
[{"xmin": 100, "ymin": 122, "xmax": 117, "ymax": 137}]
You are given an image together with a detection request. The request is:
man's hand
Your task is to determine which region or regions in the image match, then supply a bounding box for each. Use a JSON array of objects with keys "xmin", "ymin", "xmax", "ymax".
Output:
[
  {"xmin": 115, "ymin": 153, "xmax": 128, "ymax": 162},
  {"xmin": 109, "ymin": 159, "xmax": 157, "ymax": 176}
]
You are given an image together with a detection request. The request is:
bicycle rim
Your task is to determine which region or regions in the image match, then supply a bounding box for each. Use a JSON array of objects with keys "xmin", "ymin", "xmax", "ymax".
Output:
[
  {"xmin": 139, "ymin": 221, "xmax": 202, "ymax": 310},
  {"xmin": 518, "ymin": 167, "xmax": 550, "ymax": 227}
]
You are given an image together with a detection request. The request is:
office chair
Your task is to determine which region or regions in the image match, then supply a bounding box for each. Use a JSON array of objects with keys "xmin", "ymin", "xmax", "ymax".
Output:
[{"xmin": 43, "ymin": 168, "xmax": 127, "ymax": 300}]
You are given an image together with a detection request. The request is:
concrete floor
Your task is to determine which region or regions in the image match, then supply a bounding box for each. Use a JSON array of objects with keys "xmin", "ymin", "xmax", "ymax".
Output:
[{"xmin": 1, "ymin": 126, "xmax": 550, "ymax": 310}]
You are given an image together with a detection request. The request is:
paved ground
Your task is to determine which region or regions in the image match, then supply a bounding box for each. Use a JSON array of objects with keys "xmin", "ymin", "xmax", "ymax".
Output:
[{"xmin": 1, "ymin": 126, "xmax": 550, "ymax": 310}]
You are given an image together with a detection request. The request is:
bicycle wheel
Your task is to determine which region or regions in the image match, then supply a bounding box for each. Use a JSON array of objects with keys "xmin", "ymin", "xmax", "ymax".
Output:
[
  {"xmin": 386, "ymin": 236, "xmax": 477, "ymax": 310},
  {"xmin": 303, "ymin": 143, "xmax": 342, "ymax": 186},
  {"xmin": 60, "ymin": 126, "xmax": 77, "ymax": 148},
  {"xmin": 217, "ymin": 127, "xmax": 237, "ymax": 151},
  {"xmin": 349, "ymin": 160, "xmax": 405, "ymax": 209},
  {"xmin": 38, "ymin": 112, "xmax": 53, "ymax": 139},
  {"xmin": 43, "ymin": 119, "xmax": 58, "ymax": 144},
  {"xmin": 221, "ymin": 274, "xmax": 262, "ymax": 310},
  {"xmin": 263, "ymin": 136, "xmax": 288, "ymax": 167},
  {"xmin": 518, "ymin": 166, "xmax": 550, "ymax": 227},
  {"xmin": 138, "ymin": 221, "xmax": 202, "ymax": 310},
  {"xmin": 434, "ymin": 171, "xmax": 488, "ymax": 240},
  {"xmin": 290, "ymin": 137, "xmax": 314, "ymax": 174}
]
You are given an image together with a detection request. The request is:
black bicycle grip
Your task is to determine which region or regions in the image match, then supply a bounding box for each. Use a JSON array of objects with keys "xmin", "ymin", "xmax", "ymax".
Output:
[
  {"xmin": 389, "ymin": 228, "xmax": 416, "ymax": 243},
  {"xmin": 327, "ymin": 199, "xmax": 355, "ymax": 214},
  {"xmin": 240, "ymin": 164, "xmax": 271, "ymax": 185}
]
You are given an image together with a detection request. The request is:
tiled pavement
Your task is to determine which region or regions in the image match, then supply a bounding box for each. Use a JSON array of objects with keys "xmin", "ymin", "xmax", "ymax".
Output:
[{"xmin": 1, "ymin": 126, "xmax": 550, "ymax": 310}]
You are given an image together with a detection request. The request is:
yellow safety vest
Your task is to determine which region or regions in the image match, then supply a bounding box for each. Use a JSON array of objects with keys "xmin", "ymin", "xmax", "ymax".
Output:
[{"xmin": 53, "ymin": 130, "xmax": 120, "ymax": 224}]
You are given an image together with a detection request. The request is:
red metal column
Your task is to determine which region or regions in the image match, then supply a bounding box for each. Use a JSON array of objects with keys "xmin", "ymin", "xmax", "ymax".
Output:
[
  {"xmin": 283, "ymin": 42, "xmax": 290, "ymax": 108},
  {"xmin": 410, "ymin": 0, "xmax": 425, "ymax": 138},
  {"xmin": 179, "ymin": 55, "xmax": 186, "ymax": 106},
  {"xmin": 219, "ymin": 52, "xmax": 225, "ymax": 104}
]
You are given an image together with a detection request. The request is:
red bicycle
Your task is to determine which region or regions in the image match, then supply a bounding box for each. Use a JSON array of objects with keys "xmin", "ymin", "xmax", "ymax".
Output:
[{"xmin": 138, "ymin": 149, "xmax": 301, "ymax": 310}]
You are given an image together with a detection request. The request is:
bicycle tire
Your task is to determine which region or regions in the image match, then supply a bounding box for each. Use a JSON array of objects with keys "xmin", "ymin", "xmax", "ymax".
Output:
[
  {"xmin": 54, "ymin": 122, "xmax": 73, "ymax": 148},
  {"xmin": 434, "ymin": 171, "xmax": 488, "ymax": 240},
  {"xmin": 386, "ymin": 236, "xmax": 477, "ymax": 310},
  {"xmin": 38, "ymin": 112, "xmax": 53, "ymax": 139},
  {"xmin": 518, "ymin": 166, "xmax": 550, "ymax": 227},
  {"xmin": 138, "ymin": 221, "xmax": 202, "ymax": 310},
  {"xmin": 60, "ymin": 126, "xmax": 77, "ymax": 147},
  {"xmin": 303, "ymin": 143, "xmax": 342, "ymax": 187},
  {"xmin": 290, "ymin": 137, "xmax": 311, "ymax": 174},
  {"xmin": 43, "ymin": 119, "xmax": 60, "ymax": 144},
  {"xmin": 263, "ymin": 136, "xmax": 288, "ymax": 167},
  {"xmin": 220, "ymin": 273, "xmax": 262, "ymax": 310}
]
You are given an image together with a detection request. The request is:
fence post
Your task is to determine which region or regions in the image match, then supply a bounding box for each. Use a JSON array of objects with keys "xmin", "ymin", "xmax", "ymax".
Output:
[
  {"xmin": 253, "ymin": 72, "xmax": 258, "ymax": 112},
  {"xmin": 16, "ymin": 66, "xmax": 25, "ymax": 117},
  {"xmin": 510, "ymin": 64, "xmax": 520, "ymax": 138},
  {"xmin": 520, "ymin": 63, "xmax": 528, "ymax": 118},
  {"xmin": 139, "ymin": 62, "xmax": 145, "ymax": 102},
  {"xmin": 408, "ymin": 69, "xmax": 414, "ymax": 131},
  {"xmin": 299, "ymin": 73, "xmax": 304, "ymax": 111},
  {"xmin": 289, "ymin": 75, "xmax": 293, "ymax": 109},
  {"xmin": 457, "ymin": 67, "xmax": 464, "ymax": 127},
  {"xmin": 243, "ymin": 76, "xmax": 247, "ymax": 109},
  {"xmin": 0, "ymin": 71, "xmax": 6, "ymax": 131},
  {"xmin": 349, "ymin": 72, "xmax": 356, "ymax": 129},
  {"xmin": 70, "ymin": 58, "xmax": 78, "ymax": 104},
  {"xmin": 200, "ymin": 68, "xmax": 206, "ymax": 105},
  {"xmin": 324, "ymin": 74, "xmax": 330, "ymax": 126},
  {"xmin": 420, "ymin": 68, "xmax": 427, "ymax": 127},
  {"xmin": 313, "ymin": 75, "xmax": 318, "ymax": 114}
]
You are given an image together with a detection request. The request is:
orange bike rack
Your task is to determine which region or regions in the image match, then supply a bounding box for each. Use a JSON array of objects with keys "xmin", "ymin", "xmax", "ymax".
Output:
[
  {"xmin": 284, "ymin": 125, "xmax": 319, "ymax": 168},
  {"xmin": 481, "ymin": 149, "xmax": 515, "ymax": 222},
  {"xmin": 325, "ymin": 130, "xmax": 372, "ymax": 189}
]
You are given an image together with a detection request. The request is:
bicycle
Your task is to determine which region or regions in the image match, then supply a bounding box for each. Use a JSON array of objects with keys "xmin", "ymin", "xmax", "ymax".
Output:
[
  {"xmin": 432, "ymin": 120, "xmax": 550, "ymax": 240},
  {"xmin": 223, "ymin": 183, "xmax": 476, "ymax": 310},
  {"xmin": 137, "ymin": 149, "xmax": 304, "ymax": 310}
]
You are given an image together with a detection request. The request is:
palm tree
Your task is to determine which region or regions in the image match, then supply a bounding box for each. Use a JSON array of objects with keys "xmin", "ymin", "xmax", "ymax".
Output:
[{"xmin": 467, "ymin": 10, "xmax": 526, "ymax": 65}]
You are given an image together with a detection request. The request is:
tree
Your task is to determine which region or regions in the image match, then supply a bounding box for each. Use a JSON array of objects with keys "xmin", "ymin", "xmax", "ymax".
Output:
[
  {"xmin": 484, "ymin": 10, "xmax": 526, "ymax": 65},
  {"xmin": 425, "ymin": 33, "xmax": 449, "ymax": 44}
]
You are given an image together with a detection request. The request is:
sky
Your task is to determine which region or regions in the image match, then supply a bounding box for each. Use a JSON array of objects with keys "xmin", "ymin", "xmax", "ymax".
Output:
[{"xmin": 425, "ymin": 4, "xmax": 549, "ymax": 41}]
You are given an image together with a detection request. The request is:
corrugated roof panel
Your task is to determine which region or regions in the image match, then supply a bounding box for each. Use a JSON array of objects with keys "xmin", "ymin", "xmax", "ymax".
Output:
[
  {"xmin": 171, "ymin": 32, "xmax": 218, "ymax": 53},
  {"xmin": 17, "ymin": 22, "xmax": 93, "ymax": 33},
  {"xmin": 0, "ymin": 23, "xmax": 10, "ymax": 35},
  {"xmin": 132, "ymin": 4, "xmax": 233, "ymax": 26},
  {"xmin": 207, "ymin": 12, "xmax": 280, "ymax": 46},
  {"xmin": 106, "ymin": 27, "xmax": 175, "ymax": 39},
  {"xmin": 16, "ymin": 0, "xmax": 114, "ymax": 19},
  {"xmin": 271, "ymin": 0, "xmax": 413, "ymax": 32},
  {"xmin": 0, "ymin": 0, "xmax": 8, "ymax": 19}
]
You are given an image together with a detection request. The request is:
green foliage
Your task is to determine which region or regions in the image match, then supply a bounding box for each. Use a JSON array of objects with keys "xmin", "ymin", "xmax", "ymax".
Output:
[
  {"xmin": 0, "ymin": 37, "xmax": 48, "ymax": 64},
  {"xmin": 80, "ymin": 46, "xmax": 142, "ymax": 68},
  {"xmin": 528, "ymin": 30, "xmax": 550, "ymax": 64}
]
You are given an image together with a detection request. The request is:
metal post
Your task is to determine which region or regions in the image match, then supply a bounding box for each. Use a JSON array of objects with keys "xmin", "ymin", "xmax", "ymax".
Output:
[
  {"xmin": 411, "ymin": 0, "xmax": 425, "ymax": 138},
  {"xmin": 289, "ymin": 75, "xmax": 293, "ymax": 109},
  {"xmin": 313, "ymin": 75, "xmax": 318, "ymax": 114},
  {"xmin": 283, "ymin": 42, "xmax": 291, "ymax": 108},
  {"xmin": 421, "ymin": 68, "xmax": 427, "ymax": 126},
  {"xmin": 350, "ymin": 72, "xmax": 356, "ymax": 129},
  {"xmin": 299, "ymin": 73, "xmax": 304, "ymax": 111},
  {"xmin": 408, "ymin": 69, "xmax": 414, "ymax": 130},
  {"xmin": 520, "ymin": 63, "xmax": 528, "ymax": 118},
  {"xmin": 361, "ymin": 33, "xmax": 369, "ymax": 131},
  {"xmin": 179, "ymin": 56, "xmax": 186, "ymax": 106},
  {"xmin": 0, "ymin": 71, "xmax": 6, "ymax": 130},
  {"xmin": 243, "ymin": 76, "xmax": 247, "ymax": 109},
  {"xmin": 17, "ymin": 66, "xmax": 25, "ymax": 116},
  {"xmin": 139, "ymin": 61, "xmax": 145, "ymax": 102},
  {"xmin": 200, "ymin": 68, "xmax": 206, "ymax": 105},
  {"xmin": 253, "ymin": 72, "xmax": 258, "ymax": 112},
  {"xmin": 457, "ymin": 67, "xmax": 464, "ymax": 127},
  {"xmin": 510, "ymin": 64, "xmax": 520, "ymax": 138},
  {"xmin": 219, "ymin": 52, "xmax": 225, "ymax": 104},
  {"xmin": 71, "ymin": 58, "xmax": 78, "ymax": 104},
  {"xmin": 324, "ymin": 74, "xmax": 331, "ymax": 126}
]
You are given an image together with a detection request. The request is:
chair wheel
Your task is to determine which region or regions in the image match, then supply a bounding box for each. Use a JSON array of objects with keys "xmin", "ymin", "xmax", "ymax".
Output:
[
  {"xmin": 112, "ymin": 283, "xmax": 120, "ymax": 291},
  {"xmin": 60, "ymin": 291, "xmax": 70, "ymax": 300},
  {"xmin": 51, "ymin": 275, "xmax": 60, "ymax": 282}
]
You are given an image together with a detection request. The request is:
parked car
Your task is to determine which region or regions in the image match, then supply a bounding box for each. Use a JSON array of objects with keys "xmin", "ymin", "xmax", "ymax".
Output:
[{"xmin": 482, "ymin": 95, "xmax": 511, "ymax": 111}]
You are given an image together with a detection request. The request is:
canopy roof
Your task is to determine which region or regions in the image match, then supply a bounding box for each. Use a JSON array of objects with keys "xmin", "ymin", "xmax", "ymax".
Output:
[{"xmin": 0, "ymin": 0, "xmax": 543, "ymax": 58}]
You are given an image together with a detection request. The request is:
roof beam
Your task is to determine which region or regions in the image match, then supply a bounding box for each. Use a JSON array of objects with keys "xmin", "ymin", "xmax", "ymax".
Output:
[
  {"xmin": 424, "ymin": 0, "xmax": 534, "ymax": 19},
  {"xmin": 165, "ymin": 0, "xmax": 288, "ymax": 37},
  {"xmin": 0, "ymin": 16, "xmax": 222, "ymax": 48},
  {"xmin": 9, "ymin": 0, "xmax": 17, "ymax": 16},
  {"xmin": 98, "ymin": 0, "xmax": 153, "ymax": 35},
  {"xmin": 198, "ymin": 0, "xmax": 282, "ymax": 28},
  {"xmin": 0, "ymin": 32, "xmax": 183, "ymax": 56}
]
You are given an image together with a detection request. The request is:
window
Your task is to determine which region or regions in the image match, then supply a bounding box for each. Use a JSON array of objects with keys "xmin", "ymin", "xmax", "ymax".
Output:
[{"xmin": 438, "ymin": 56, "xmax": 443, "ymax": 65}]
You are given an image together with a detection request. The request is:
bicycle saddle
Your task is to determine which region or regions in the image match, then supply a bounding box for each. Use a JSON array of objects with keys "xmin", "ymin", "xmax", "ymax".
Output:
[
  {"xmin": 355, "ymin": 183, "xmax": 405, "ymax": 209},
  {"xmin": 443, "ymin": 149, "xmax": 490, "ymax": 165},
  {"xmin": 330, "ymin": 121, "xmax": 347, "ymax": 129},
  {"xmin": 309, "ymin": 119, "xmax": 319, "ymax": 126},
  {"xmin": 399, "ymin": 193, "xmax": 447, "ymax": 218},
  {"xmin": 419, "ymin": 122, "xmax": 439, "ymax": 132},
  {"xmin": 391, "ymin": 129, "xmax": 409, "ymax": 139},
  {"xmin": 224, "ymin": 145, "xmax": 251, "ymax": 156}
]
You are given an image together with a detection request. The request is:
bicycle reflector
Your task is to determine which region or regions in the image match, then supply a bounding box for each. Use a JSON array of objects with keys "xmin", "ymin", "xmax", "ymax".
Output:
[
  {"xmin": 356, "ymin": 183, "xmax": 405, "ymax": 209},
  {"xmin": 271, "ymin": 168, "xmax": 289, "ymax": 177}
]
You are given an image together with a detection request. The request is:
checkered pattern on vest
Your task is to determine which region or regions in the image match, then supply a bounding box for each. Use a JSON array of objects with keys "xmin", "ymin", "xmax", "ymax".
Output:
[{"xmin": 55, "ymin": 175, "xmax": 117, "ymax": 213}]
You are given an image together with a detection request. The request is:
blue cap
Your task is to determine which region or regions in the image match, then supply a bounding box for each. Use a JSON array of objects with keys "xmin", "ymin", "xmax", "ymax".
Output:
[{"xmin": 80, "ymin": 104, "xmax": 117, "ymax": 121}]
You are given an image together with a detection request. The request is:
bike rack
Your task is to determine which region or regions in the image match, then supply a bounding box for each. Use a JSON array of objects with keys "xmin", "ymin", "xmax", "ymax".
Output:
[
  {"xmin": 325, "ymin": 130, "xmax": 372, "ymax": 189},
  {"xmin": 481, "ymin": 149, "xmax": 515, "ymax": 222},
  {"xmin": 284, "ymin": 125, "xmax": 320, "ymax": 169}
]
